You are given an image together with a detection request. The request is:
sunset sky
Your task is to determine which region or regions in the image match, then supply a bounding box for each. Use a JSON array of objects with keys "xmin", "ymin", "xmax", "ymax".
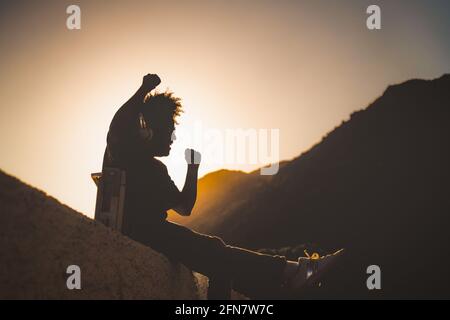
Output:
[{"xmin": 1, "ymin": 0, "xmax": 449, "ymax": 217}]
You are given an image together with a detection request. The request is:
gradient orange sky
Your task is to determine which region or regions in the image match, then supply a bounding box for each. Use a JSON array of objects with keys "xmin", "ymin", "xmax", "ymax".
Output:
[{"xmin": 1, "ymin": 0, "xmax": 449, "ymax": 217}]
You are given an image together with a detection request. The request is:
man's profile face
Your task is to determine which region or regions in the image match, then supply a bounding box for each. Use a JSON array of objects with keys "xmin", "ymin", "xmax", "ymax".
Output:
[{"xmin": 149, "ymin": 122, "xmax": 175, "ymax": 157}]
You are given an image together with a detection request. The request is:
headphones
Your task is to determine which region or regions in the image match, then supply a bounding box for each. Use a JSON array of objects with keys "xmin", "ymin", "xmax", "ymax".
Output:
[{"xmin": 138, "ymin": 112, "xmax": 153, "ymax": 142}]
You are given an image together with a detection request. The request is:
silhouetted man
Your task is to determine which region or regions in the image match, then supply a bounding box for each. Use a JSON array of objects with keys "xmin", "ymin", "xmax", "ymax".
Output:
[{"xmin": 102, "ymin": 74, "xmax": 343, "ymax": 299}]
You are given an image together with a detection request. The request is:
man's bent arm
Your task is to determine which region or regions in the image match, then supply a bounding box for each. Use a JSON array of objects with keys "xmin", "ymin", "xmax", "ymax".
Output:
[
  {"xmin": 109, "ymin": 74, "xmax": 160, "ymax": 135},
  {"xmin": 174, "ymin": 160, "xmax": 199, "ymax": 216}
]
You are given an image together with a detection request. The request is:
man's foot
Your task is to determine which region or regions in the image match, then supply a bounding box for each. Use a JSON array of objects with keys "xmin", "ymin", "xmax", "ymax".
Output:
[{"xmin": 286, "ymin": 249, "xmax": 345, "ymax": 292}]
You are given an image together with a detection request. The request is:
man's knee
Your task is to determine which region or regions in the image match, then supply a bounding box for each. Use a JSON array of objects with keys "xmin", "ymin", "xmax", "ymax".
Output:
[
  {"xmin": 201, "ymin": 235, "xmax": 233, "ymax": 279},
  {"xmin": 206, "ymin": 235, "xmax": 226, "ymax": 250},
  {"xmin": 193, "ymin": 234, "xmax": 229, "ymax": 264}
]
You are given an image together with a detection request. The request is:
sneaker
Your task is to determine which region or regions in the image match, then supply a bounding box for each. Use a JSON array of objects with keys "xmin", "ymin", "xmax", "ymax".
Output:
[{"xmin": 287, "ymin": 248, "xmax": 345, "ymax": 292}]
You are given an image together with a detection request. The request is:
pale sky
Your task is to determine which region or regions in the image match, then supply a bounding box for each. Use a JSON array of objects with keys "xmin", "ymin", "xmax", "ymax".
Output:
[{"xmin": 1, "ymin": 0, "xmax": 449, "ymax": 217}]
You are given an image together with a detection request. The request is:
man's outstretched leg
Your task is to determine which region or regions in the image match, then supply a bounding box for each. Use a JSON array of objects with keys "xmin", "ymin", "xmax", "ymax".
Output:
[
  {"xmin": 136, "ymin": 220, "xmax": 343, "ymax": 299},
  {"xmin": 135, "ymin": 220, "xmax": 285, "ymax": 299}
]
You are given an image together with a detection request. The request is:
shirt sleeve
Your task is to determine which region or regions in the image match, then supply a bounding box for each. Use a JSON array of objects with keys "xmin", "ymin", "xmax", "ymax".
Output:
[{"xmin": 157, "ymin": 161, "xmax": 183, "ymax": 210}]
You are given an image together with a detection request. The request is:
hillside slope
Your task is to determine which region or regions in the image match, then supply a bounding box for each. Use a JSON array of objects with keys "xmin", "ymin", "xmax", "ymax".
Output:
[{"xmin": 0, "ymin": 170, "xmax": 200, "ymax": 299}]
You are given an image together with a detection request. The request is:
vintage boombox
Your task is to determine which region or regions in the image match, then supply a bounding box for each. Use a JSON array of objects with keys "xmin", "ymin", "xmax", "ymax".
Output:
[{"xmin": 91, "ymin": 168, "xmax": 126, "ymax": 233}]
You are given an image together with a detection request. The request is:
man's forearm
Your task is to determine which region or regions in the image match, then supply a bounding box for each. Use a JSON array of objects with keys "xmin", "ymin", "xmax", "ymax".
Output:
[
  {"xmin": 109, "ymin": 74, "xmax": 161, "ymax": 133},
  {"xmin": 111, "ymin": 86, "xmax": 147, "ymax": 129},
  {"xmin": 179, "ymin": 164, "xmax": 199, "ymax": 215}
]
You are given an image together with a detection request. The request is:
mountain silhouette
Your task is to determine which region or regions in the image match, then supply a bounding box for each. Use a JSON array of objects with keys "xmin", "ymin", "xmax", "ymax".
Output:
[{"xmin": 171, "ymin": 74, "xmax": 450, "ymax": 298}]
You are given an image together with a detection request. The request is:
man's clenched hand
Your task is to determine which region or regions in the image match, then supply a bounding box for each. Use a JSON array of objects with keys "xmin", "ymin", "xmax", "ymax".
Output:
[
  {"xmin": 185, "ymin": 148, "xmax": 201, "ymax": 165},
  {"xmin": 141, "ymin": 73, "xmax": 161, "ymax": 92}
]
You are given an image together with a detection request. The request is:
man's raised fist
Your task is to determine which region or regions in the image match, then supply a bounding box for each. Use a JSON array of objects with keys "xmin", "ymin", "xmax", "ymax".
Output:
[
  {"xmin": 185, "ymin": 148, "xmax": 201, "ymax": 165},
  {"xmin": 141, "ymin": 73, "xmax": 161, "ymax": 92}
]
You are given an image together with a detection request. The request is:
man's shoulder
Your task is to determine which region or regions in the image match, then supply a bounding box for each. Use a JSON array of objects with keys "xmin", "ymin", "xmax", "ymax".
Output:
[
  {"xmin": 133, "ymin": 157, "xmax": 168, "ymax": 175},
  {"xmin": 114, "ymin": 156, "xmax": 166, "ymax": 174},
  {"xmin": 124, "ymin": 158, "xmax": 170, "ymax": 185},
  {"xmin": 150, "ymin": 158, "xmax": 169, "ymax": 172}
]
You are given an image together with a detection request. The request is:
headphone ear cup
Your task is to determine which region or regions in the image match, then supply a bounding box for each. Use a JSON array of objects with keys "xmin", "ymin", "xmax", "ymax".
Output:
[
  {"xmin": 138, "ymin": 113, "xmax": 153, "ymax": 141},
  {"xmin": 145, "ymin": 127, "xmax": 153, "ymax": 141}
]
